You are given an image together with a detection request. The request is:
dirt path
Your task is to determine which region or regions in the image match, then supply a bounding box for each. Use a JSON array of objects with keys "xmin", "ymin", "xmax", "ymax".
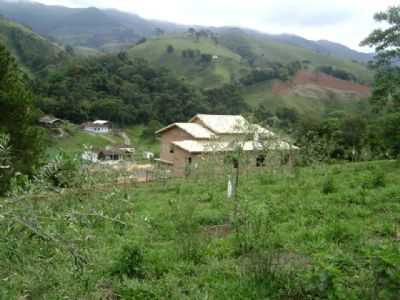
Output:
[{"xmin": 120, "ymin": 132, "xmax": 131, "ymax": 146}]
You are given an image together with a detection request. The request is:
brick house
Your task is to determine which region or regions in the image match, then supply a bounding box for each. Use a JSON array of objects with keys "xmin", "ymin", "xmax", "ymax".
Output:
[{"xmin": 155, "ymin": 114, "xmax": 297, "ymax": 177}]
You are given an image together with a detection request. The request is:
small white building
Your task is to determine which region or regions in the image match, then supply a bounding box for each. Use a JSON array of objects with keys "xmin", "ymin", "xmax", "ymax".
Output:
[{"xmin": 82, "ymin": 120, "xmax": 111, "ymax": 134}]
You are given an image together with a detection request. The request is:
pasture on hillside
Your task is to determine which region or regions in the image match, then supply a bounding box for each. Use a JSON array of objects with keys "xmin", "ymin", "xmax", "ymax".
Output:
[{"xmin": 1, "ymin": 160, "xmax": 399, "ymax": 299}]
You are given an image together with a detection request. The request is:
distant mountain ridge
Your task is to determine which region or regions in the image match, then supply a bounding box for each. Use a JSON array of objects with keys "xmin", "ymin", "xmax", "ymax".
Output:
[
  {"xmin": 0, "ymin": 0, "xmax": 374, "ymax": 63},
  {"xmin": 267, "ymin": 33, "xmax": 374, "ymax": 63}
]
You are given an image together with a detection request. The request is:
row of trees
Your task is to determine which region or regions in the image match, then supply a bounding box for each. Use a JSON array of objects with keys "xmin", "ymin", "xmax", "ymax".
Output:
[{"xmin": 241, "ymin": 61, "xmax": 302, "ymax": 85}]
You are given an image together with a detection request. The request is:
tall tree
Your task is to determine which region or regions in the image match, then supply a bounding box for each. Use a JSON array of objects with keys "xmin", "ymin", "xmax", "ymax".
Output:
[
  {"xmin": 0, "ymin": 43, "xmax": 45, "ymax": 192},
  {"xmin": 361, "ymin": 6, "xmax": 400, "ymax": 157},
  {"xmin": 361, "ymin": 6, "xmax": 400, "ymax": 109}
]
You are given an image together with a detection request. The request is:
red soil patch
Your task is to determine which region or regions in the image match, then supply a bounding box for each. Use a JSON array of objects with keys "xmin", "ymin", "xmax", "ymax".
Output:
[{"xmin": 272, "ymin": 70, "xmax": 370, "ymax": 97}]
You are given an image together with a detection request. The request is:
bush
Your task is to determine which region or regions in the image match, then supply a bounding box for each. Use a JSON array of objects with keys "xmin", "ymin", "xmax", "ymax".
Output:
[
  {"xmin": 111, "ymin": 244, "xmax": 145, "ymax": 279},
  {"xmin": 322, "ymin": 177, "xmax": 336, "ymax": 194},
  {"xmin": 37, "ymin": 153, "xmax": 83, "ymax": 188},
  {"xmin": 362, "ymin": 171, "xmax": 386, "ymax": 189}
]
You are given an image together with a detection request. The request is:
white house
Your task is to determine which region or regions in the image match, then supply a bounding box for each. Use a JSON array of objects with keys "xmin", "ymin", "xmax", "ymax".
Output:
[{"xmin": 82, "ymin": 120, "xmax": 111, "ymax": 134}]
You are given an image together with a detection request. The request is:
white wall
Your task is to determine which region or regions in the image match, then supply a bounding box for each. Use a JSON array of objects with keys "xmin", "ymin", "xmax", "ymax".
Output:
[{"xmin": 84, "ymin": 127, "xmax": 110, "ymax": 134}]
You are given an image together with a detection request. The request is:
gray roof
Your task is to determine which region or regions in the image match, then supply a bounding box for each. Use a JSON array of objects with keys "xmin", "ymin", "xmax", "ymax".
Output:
[
  {"xmin": 156, "ymin": 122, "xmax": 216, "ymax": 139},
  {"xmin": 39, "ymin": 115, "xmax": 61, "ymax": 125}
]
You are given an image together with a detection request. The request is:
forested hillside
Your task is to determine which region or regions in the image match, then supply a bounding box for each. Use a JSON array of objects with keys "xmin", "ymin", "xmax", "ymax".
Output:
[
  {"xmin": 0, "ymin": 0, "xmax": 184, "ymax": 49},
  {"xmin": 0, "ymin": 0, "xmax": 373, "ymax": 65},
  {"xmin": 34, "ymin": 53, "xmax": 248, "ymax": 125},
  {"xmin": 0, "ymin": 16, "xmax": 65, "ymax": 73}
]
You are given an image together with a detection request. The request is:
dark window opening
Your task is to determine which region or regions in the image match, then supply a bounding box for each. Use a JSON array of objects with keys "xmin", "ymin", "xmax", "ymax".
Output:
[
  {"xmin": 188, "ymin": 157, "xmax": 192, "ymax": 164},
  {"xmin": 169, "ymin": 144, "xmax": 175, "ymax": 154},
  {"xmin": 256, "ymin": 155, "xmax": 266, "ymax": 167},
  {"xmin": 232, "ymin": 158, "xmax": 239, "ymax": 169}
]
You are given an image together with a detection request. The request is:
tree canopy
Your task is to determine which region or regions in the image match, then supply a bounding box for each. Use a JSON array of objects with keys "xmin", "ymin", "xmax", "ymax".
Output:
[
  {"xmin": 34, "ymin": 54, "xmax": 249, "ymax": 126},
  {"xmin": 0, "ymin": 42, "xmax": 45, "ymax": 192}
]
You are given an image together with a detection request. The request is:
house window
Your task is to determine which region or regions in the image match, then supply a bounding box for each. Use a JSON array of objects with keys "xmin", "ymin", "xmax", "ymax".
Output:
[
  {"xmin": 188, "ymin": 157, "xmax": 192, "ymax": 164},
  {"xmin": 256, "ymin": 155, "xmax": 266, "ymax": 167},
  {"xmin": 232, "ymin": 158, "xmax": 239, "ymax": 169},
  {"xmin": 169, "ymin": 144, "xmax": 175, "ymax": 154}
]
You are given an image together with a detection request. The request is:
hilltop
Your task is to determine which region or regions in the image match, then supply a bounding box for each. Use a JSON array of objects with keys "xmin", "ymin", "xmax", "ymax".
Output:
[
  {"xmin": 0, "ymin": 1, "xmax": 373, "ymax": 65},
  {"xmin": 128, "ymin": 31, "xmax": 373, "ymax": 85},
  {"xmin": 0, "ymin": 0, "xmax": 184, "ymax": 49},
  {"xmin": 128, "ymin": 32, "xmax": 372, "ymax": 115},
  {"xmin": 0, "ymin": 1, "xmax": 376, "ymax": 118}
]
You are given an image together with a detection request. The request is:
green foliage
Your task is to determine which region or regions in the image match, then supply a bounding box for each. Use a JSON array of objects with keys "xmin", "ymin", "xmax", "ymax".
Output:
[
  {"xmin": 0, "ymin": 42, "xmax": 45, "ymax": 193},
  {"xmin": 0, "ymin": 16, "xmax": 65, "ymax": 74},
  {"xmin": 1, "ymin": 161, "xmax": 399, "ymax": 298},
  {"xmin": 166, "ymin": 44, "xmax": 174, "ymax": 54},
  {"xmin": 141, "ymin": 120, "xmax": 162, "ymax": 141},
  {"xmin": 317, "ymin": 65, "xmax": 357, "ymax": 82},
  {"xmin": 111, "ymin": 244, "xmax": 145, "ymax": 279},
  {"xmin": 361, "ymin": 6, "xmax": 400, "ymax": 66},
  {"xmin": 240, "ymin": 61, "xmax": 300, "ymax": 85},
  {"xmin": 35, "ymin": 55, "xmax": 209, "ymax": 125},
  {"xmin": 36, "ymin": 152, "xmax": 84, "ymax": 189},
  {"xmin": 204, "ymin": 84, "xmax": 249, "ymax": 115},
  {"xmin": 361, "ymin": 6, "xmax": 400, "ymax": 157},
  {"xmin": 322, "ymin": 176, "xmax": 337, "ymax": 194}
]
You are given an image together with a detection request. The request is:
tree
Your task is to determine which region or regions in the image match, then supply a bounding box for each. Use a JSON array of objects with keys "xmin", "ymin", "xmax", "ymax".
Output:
[
  {"xmin": 65, "ymin": 45, "xmax": 75, "ymax": 56},
  {"xmin": 155, "ymin": 28, "xmax": 165, "ymax": 36},
  {"xmin": 361, "ymin": 6, "xmax": 400, "ymax": 109},
  {"xmin": 0, "ymin": 43, "xmax": 45, "ymax": 193},
  {"xmin": 188, "ymin": 28, "xmax": 196, "ymax": 36},
  {"xmin": 205, "ymin": 85, "xmax": 248, "ymax": 115},
  {"xmin": 166, "ymin": 45, "xmax": 175, "ymax": 54},
  {"xmin": 361, "ymin": 6, "xmax": 400, "ymax": 157}
]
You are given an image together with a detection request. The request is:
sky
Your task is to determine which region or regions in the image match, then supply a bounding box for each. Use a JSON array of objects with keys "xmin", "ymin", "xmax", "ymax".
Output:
[{"xmin": 37, "ymin": 0, "xmax": 398, "ymax": 52}]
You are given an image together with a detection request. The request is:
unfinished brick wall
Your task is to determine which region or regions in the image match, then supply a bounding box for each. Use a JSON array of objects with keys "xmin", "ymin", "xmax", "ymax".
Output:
[{"xmin": 159, "ymin": 127, "xmax": 192, "ymax": 163}]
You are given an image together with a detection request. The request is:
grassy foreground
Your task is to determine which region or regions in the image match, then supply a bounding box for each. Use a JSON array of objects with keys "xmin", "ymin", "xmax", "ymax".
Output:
[{"xmin": 1, "ymin": 161, "xmax": 399, "ymax": 299}]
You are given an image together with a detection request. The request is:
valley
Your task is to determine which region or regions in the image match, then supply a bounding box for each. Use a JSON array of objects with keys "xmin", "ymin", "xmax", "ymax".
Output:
[{"xmin": 1, "ymin": 2, "xmax": 399, "ymax": 299}]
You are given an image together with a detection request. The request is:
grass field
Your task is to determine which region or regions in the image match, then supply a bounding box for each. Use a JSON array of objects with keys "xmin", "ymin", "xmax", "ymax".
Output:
[
  {"xmin": 217, "ymin": 29, "xmax": 374, "ymax": 84},
  {"xmin": 128, "ymin": 35, "xmax": 248, "ymax": 88},
  {"xmin": 48, "ymin": 125, "xmax": 159, "ymax": 158},
  {"xmin": 128, "ymin": 32, "xmax": 373, "ymax": 90},
  {"xmin": 1, "ymin": 160, "xmax": 399, "ymax": 299},
  {"xmin": 242, "ymin": 80, "xmax": 365, "ymax": 115}
]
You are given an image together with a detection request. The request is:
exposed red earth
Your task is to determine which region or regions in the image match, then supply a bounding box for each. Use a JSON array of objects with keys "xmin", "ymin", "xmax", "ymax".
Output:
[{"xmin": 272, "ymin": 70, "xmax": 371, "ymax": 98}]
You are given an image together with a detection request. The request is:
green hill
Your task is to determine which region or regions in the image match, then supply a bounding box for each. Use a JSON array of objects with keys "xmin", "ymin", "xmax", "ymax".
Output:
[
  {"xmin": 215, "ymin": 28, "xmax": 373, "ymax": 84},
  {"xmin": 0, "ymin": 16, "xmax": 65, "ymax": 74},
  {"xmin": 128, "ymin": 35, "xmax": 248, "ymax": 88},
  {"xmin": 242, "ymin": 81, "xmax": 364, "ymax": 116},
  {"xmin": 128, "ymin": 31, "xmax": 373, "ymax": 88},
  {"xmin": 127, "ymin": 32, "xmax": 372, "ymax": 116}
]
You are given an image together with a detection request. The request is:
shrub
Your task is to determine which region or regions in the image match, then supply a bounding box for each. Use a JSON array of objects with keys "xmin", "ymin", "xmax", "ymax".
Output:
[
  {"xmin": 111, "ymin": 244, "xmax": 145, "ymax": 279},
  {"xmin": 371, "ymin": 172, "xmax": 386, "ymax": 189},
  {"xmin": 322, "ymin": 177, "xmax": 336, "ymax": 194},
  {"xmin": 37, "ymin": 153, "xmax": 83, "ymax": 188},
  {"xmin": 362, "ymin": 171, "xmax": 387, "ymax": 189}
]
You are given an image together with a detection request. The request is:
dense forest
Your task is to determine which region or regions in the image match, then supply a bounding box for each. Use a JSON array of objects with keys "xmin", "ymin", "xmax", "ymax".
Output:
[{"xmin": 34, "ymin": 53, "xmax": 248, "ymax": 125}]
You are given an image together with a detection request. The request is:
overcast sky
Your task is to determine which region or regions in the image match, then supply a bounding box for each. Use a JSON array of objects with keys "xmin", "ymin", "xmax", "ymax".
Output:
[{"xmin": 37, "ymin": 0, "xmax": 398, "ymax": 52}]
